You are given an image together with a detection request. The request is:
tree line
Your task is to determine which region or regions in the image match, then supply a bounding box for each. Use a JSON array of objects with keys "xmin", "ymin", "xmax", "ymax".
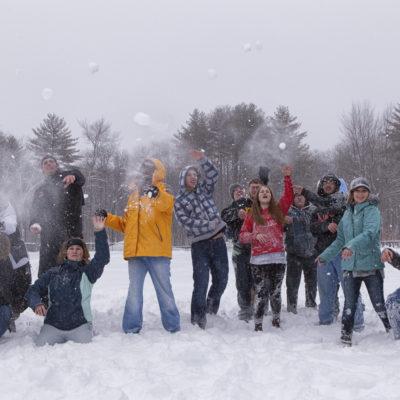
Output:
[{"xmin": 1, "ymin": 101, "xmax": 400, "ymax": 246}]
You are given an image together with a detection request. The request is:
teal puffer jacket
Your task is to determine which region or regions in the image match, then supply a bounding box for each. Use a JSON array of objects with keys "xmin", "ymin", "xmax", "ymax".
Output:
[{"xmin": 319, "ymin": 197, "xmax": 383, "ymax": 271}]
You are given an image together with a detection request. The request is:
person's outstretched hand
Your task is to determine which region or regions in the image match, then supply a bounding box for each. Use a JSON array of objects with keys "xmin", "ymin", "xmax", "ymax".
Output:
[
  {"xmin": 93, "ymin": 215, "xmax": 105, "ymax": 231},
  {"xmin": 34, "ymin": 304, "xmax": 47, "ymax": 316},
  {"xmin": 381, "ymin": 248, "xmax": 394, "ymax": 263},
  {"xmin": 190, "ymin": 149, "xmax": 205, "ymax": 160}
]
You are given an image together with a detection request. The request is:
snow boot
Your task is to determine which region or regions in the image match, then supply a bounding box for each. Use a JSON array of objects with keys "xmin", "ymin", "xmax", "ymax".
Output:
[
  {"xmin": 341, "ymin": 332, "xmax": 352, "ymax": 347},
  {"xmin": 272, "ymin": 316, "xmax": 280, "ymax": 328},
  {"xmin": 254, "ymin": 323, "xmax": 263, "ymax": 332}
]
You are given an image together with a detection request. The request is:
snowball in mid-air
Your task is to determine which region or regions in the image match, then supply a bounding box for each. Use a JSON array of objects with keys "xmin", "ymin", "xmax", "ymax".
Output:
[
  {"xmin": 41, "ymin": 88, "xmax": 53, "ymax": 100},
  {"xmin": 88, "ymin": 62, "xmax": 99, "ymax": 74},
  {"xmin": 255, "ymin": 40, "xmax": 263, "ymax": 51},
  {"xmin": 279, "ymin": 142, "xmax": 286, "ymax": 150},
  {"xmin": 243, "ymin": 43, "xmax": 252, "ymax": 52},
  {"xmin": 207, "ymin": 68, "xmax": 218, "ymax": 79},
  {"xmin": 133, "ymin": 112, "xmax": 151, "ymax": 126},
  {"xmin": 83, "ymin": 193, "xmax": 89, "ymax": 199}
]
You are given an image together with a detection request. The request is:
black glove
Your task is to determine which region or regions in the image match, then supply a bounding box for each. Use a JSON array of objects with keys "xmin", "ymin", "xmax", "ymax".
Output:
[
  {"xmin": 95, "ymin": 208, "xmax": 108, "ymax": 218},
  {"xmin": 259, "ymin": 166, "xmax": 270, "ymax": 186},
  {"xmin": 143, "ymin": 185, "xmax": 159, "ymax": 199}
]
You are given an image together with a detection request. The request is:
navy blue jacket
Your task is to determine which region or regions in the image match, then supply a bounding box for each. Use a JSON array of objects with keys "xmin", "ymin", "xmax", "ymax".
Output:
[{"xmin": 27, "ymin": 229, "xmax": 110, "ymax": 331}]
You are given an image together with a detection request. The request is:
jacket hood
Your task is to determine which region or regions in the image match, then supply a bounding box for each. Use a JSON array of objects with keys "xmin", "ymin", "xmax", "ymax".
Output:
[
  {"xmin": 317, "ymin": 173, "xmax": 341, "ymax": 196},
  {"xmin": 178, "ymin": 165, "xmax": 200, "ymax": 192},
  {"xmin": 150, "ymin": 158, "xmax": 166, "ymax": 185}
]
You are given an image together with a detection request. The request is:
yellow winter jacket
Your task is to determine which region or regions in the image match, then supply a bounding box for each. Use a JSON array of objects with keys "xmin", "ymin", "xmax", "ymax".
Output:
[{"xmin": 105, "ymin": 159, "xmax": 174, "ymax": 259}]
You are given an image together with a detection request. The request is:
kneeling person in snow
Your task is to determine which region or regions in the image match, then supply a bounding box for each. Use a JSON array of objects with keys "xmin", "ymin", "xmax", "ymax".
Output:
[
  {"xmin": 381, "ymin": 248, "xmax": 400, "ymax": 339},
  {"xmin": 27, "ymin": 215, "xmax": 110, "ymax": 346},
  {"xmin": 102, "ymin": 158, "xmax": 180, "ymax": 334}
]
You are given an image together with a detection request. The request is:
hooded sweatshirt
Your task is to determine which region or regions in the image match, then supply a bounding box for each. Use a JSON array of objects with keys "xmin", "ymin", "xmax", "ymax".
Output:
[{"xmin": 174, "ymin": 157, "xmax": 226, "ymax": 244}]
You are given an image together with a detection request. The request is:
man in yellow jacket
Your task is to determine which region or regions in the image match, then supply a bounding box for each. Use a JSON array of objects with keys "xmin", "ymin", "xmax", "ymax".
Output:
[{"xmin": 99, "ymin": 158, "xmax": 180, "ymax": 334}]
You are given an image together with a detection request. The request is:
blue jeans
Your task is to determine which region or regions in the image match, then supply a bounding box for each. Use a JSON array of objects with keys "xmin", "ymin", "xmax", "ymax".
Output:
[
  {"xmin": 123, "ymin": 257, "xmax": 180, "ymax": 334},
  {"xmin": 342, "ymin": 270, "xmax": 390, "ymax": 336},
  {"xmin": 0, "ymin": 305, "xmax": 12, "ymax": 338},
  {"xmin": 318, "ymin": 254, "xmax": 364, "ymax": 329},
  {"xmin": 386, "ymin": 288, "xmax": 400, "ymax": 339},
  {"xmin": 190, "ymin": 237, "xmax": 229, "ymax": 323}
]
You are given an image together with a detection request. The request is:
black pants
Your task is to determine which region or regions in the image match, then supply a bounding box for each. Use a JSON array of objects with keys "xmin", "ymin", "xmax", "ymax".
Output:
[
  {"xmin": 251, "ymin": 264, "xmax": 285, "ymax": 324},
  {"xmin": 232, "ymin": 249, "xmax": 253, "ymax": 318},
  {"xmin": 38, "ymin": 231, "xmax": 67, "ymax": 277},
  {"xmin": 286, "ymin": 253, "xmax": 317, "ymax": 310},
  {"xmin": 341, "ymin": 270, "xmax": 391, "ymax": 336}
]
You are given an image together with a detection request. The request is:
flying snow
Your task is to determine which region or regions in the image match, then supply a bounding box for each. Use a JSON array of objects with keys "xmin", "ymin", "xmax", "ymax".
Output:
[
  {"xmin": 255, "ymin": 40, "xmax": 263, "ymax": 51},
  {"xmin": 242, "ymin": 43, "xmax": 252, "ymax": 53},
  {"xmin": 279, "ymin": 142, "xmax": 286, "ymax": 150},
  {"xmin": 207, "ymin": 68, "xmax": 218, "ymax": 80},
  {"xmin": 88, "ymin": 62, "xmax": 100, "ymax": 74},
  {"xmin": 41, "ymin": 88, "xmax": 53, "ymax": 101},
  {"xmin": 133, "ymin": 112, "xmax": 151, "ymax": 126}
]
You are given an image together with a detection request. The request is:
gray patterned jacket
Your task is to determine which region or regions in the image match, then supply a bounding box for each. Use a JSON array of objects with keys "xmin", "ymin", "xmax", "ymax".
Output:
[{"xmin": 174, "ymin": 157, "xmax": 226, "ymax": 244}]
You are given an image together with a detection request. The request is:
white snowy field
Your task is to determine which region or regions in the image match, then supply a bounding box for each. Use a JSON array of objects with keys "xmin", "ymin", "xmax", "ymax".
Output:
[{"xmin": 1, "ymin": 249, "xmax": 400, "ymax": 400}]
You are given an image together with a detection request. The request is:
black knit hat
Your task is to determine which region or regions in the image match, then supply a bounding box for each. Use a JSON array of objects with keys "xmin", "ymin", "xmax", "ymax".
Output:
[
  {"xmin": 229, "ymin": 183, "xmax": 244, "ymax": 199},
  {"xmin": 66, "ymin": 238, "xmax": 85, "ymax": 249}
]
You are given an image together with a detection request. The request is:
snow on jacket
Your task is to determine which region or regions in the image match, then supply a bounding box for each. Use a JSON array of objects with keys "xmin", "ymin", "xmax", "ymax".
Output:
[
  {"xmin": 319, "ymin": 196, "xmax": 383, "ymax": 271},
  {"xmin": 303, "ymin": 186, "xmax": 347, "ymax": 254},
  {"xmin": 284, "ymin": 204, "xmax": 316, "ymax": 258},
  {"xmin": 239, "ymin": 176, "xmax": 293, "ymax": 257},
  {"xmin": 106, "ymin": 159, "xmax": 174, "ymax": 259},
  {"xmin": 174, "ymin": 157, "xmax": 226, "ymax": 244},
  {"xmin": 27, "ymin": 229, "xmax": 110, "ymax": 331},
  {"xmin": 0, "ymin": 202, "xmax": 17, "ymax": 235},
  {"xmin": 30, "ymin": 168, "xmax": 85, "ymax": 238}
]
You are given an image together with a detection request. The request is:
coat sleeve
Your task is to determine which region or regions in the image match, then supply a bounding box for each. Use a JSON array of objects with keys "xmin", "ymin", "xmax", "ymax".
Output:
[
  {"xmin": 389, "ymin": 249, "xmax": 400, "ymax": 270},
  {"xmin": 310, "ymin": 211, "xmax": 330, "ymax": 236},
  {"xmin": 29, "ymin": 187, "xmax": 42, "ymax": 227},
  {"xmin": 27, "ymin": 271, "xmax": 53, "ymax": 309},
  {"xmin": 83, "ymin": 229, "xmax": 110, "ymax": 284},
  {"xmin": 199, "ymin": 157, "xmax": 218, "ymax": 195},
  {"xmin": 11, "ymin": 265, "xmax": 31, "ymax": 314},
  {"xmin": 302, "ymin": 189, "xmax": 332, "ymax": 207},
  {"xmin": 319, "ymin": 219, "xmax": 346, "ymax": 262},
  {"xmin": 221, "ymin": 204, "xmax": 240, "ymax": 225},
  {"xmin": 346, "ymin": 206, "xmax": 381, "ymax": 252},
  {"xmin": 174, "ymin": 198, "xmax": 216, "ymax": 235},
  {"xmin": 67, "ymin": 169, "xmax": 86, "ymax": 187},
  {"xmin": 152, "ymin": 186, "xmax": 174, "ymax": 214},
  {"xmin": 239, "ymin": 214, "xmax": 254, "ymax": 244},
  {"xmin": 279, "ymin": 176, "xmax": 294, "ymax": 215}
]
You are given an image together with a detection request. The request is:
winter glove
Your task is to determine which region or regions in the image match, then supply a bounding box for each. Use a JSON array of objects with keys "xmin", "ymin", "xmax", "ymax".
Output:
[
  {"xmin": 258, "ymin": 166, "xmax": 270, "ymax": 186},
  {"xmin": 95, "ymin": 209, "xmax": 108, "ymax": 218},
  {"xmin": 143, "ymin": 185, "xmax": 159, "ymax": 199}
]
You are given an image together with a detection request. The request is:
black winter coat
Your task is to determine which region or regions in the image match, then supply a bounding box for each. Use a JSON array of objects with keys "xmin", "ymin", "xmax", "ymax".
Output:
[
  {"xmin": 30, "ymin": 168, "xmax": 85, "ymax": 238},
  {"xmin": 302, "ymin": 189, "xmax": 347, "ymax": 254}
]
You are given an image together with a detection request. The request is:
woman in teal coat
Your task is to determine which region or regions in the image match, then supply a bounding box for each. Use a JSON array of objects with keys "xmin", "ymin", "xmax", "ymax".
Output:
[{"xmin": 318, "ymin": 177, "xmax": 391, "ymax": 346}]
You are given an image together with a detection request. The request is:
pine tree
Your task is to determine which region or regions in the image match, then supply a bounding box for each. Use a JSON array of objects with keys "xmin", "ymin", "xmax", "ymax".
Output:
[{"xmin": 28, "ymin": 113, "xmax": 81, "ymax": 164}]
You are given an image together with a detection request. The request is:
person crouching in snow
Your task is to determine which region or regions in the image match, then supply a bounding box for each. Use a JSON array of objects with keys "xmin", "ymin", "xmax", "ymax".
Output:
[
  {"xmin": 317, "ymin": 178, "xmax": 391, "ymax": 346},
  {"xmin": 239, "ymin": 166, "xmax": 294, "ymax": 331},
  {"xmin": 100, "ymin": 159, "xmax": 180, "ymax": 334},
  {"xmin": 381, "ymin": 248, "xmax": 400, "ymax": 339},
  {"xmin": 27, "ymin": 215, "xmax": 110, "ymax": 346}
]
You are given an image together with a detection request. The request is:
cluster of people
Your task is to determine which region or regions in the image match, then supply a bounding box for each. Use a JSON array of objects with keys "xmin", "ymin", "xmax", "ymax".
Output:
[{"xmin": 1, "ymin": 152, "xmax": 400, "ymax": 347}]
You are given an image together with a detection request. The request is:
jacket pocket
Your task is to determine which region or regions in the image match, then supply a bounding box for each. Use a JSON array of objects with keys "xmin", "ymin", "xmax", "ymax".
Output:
[{"xmin": 155, "ymin": 224, "xmax": 163, "ymax": 242}]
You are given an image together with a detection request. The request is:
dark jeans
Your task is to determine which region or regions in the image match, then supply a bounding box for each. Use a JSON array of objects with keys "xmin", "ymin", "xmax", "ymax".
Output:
[
  {"xmin": 232, "ymin": 248, "xmax": 253, "ymax": 318},
  {"xmin": 251, "ymin": 264, "xmax": 285, "ymax": 324},
  {"xmin": 286, "ymin": 253, "xmax": 317, "ymax": 309},
  {"xmin": 190, "ymin": 237, "xmax": 229, "ymax": 324},
  {"xmin": 38, "ymin": 231, "xmax": 67, "ymax": 276},
  {"xmin": 342, "ymin": 270, "xmax": 391, "ymax": 336}
]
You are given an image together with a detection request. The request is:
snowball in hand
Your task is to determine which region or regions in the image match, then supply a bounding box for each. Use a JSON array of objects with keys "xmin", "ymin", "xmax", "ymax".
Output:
[
  {"xmin": 133, "ymin": 112, "xmax": 151, "ymax": 126},
  {"xmin": 207, "ymin": 68, "xmax": 218, "ymax": 79},
  {"xmin": 41, "ymin": 88, "xmax": 53, "ymax": 100},
  {"xmin": 243, "ymin": 43, "xmax": 252, "ymax": 52},
  {"xmin": 279, "ymin": 142, "xmax": 286, "ymax": 150},
  {"xmin": 88, "ymin": 62, "xmax": 100, "ymax": 74}
]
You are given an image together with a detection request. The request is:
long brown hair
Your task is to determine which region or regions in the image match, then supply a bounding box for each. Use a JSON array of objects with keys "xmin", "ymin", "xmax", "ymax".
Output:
[
  {"xmin": 250, "ymin": 185, "xmax": 286, "ymax": 226},
  {"xmin": 57, "ymin": 238, "xmax": 90, "ymax": 265}
]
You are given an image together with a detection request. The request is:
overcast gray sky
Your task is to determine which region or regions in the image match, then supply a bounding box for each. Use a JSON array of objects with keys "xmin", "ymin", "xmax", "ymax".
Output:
[{"xmin": 1, "ymin": 0, "xmax": 399, "ymax": 151}]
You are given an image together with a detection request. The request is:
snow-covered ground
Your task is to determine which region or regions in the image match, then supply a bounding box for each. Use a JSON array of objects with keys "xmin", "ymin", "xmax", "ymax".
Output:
[{"xmin": 2, "ymin": 249, "xmax": 400, "ymax": 400}]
